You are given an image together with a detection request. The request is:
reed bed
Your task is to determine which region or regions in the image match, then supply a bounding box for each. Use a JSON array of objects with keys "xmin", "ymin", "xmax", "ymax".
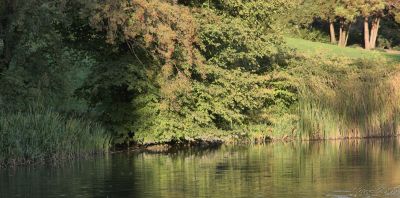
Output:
[
  {"xmin": 295, "ymin": 57, "xmax": 400, "ymax": 140},
  {"xmin": 0, "ymin": 109, "xmax": 110, "ymax": 167}
]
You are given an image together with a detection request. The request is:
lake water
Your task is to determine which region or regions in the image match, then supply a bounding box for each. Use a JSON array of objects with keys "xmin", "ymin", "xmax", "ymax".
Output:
[{"xmin": 2, "ymin": 139, "xmax": 400, "ymax": 197}]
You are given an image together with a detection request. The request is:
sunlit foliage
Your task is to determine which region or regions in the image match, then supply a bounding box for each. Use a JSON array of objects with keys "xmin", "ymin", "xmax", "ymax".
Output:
[{"xmin": 1, "ymin": 0, "xmax": 400, "ymax": 154}]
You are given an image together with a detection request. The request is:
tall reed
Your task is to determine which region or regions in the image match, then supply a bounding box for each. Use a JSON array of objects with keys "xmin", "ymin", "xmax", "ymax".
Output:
[
  {"xmin": 0, "ymin": 109, "xmax": 110, "ymax": 167},
  {"xmin": 294, "ymin": 57, "xmax": 400, "ymax": 140}
]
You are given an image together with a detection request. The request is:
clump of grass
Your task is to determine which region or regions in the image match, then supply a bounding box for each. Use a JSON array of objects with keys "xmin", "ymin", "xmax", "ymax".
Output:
[
  {"xmin": 0, "ymin": 109, "xmax": 111, "ymax": 167},
  {"xmin": 293, "ymin": 56, "xmax": 400, "ymax": 140}
]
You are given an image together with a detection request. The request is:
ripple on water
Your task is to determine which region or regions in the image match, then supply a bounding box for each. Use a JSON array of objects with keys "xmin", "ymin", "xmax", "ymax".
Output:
[{"xmin": 1, "ymin": 139, "xmax": 400, "ymax": 198}]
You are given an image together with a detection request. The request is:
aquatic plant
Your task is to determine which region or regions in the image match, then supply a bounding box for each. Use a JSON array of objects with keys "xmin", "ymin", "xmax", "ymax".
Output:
[
  {"xmin": 293, "ymin": 56, "xmax": 400, "ymax": 139},
  {"xmin": 0, "ymin": 108, "xmax": 110, "ymax": 167}
]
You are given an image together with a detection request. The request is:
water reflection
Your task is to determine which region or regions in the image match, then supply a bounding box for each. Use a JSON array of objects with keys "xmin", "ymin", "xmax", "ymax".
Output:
[{"xmin": 2, "ymin": 138, "xmax": 400, "ymax": 197}]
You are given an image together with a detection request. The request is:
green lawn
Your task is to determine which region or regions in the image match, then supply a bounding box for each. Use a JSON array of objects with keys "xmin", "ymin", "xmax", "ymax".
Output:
[{"xmin": 285, "ymin": 37, "xmax": 400, "ymax": 62}]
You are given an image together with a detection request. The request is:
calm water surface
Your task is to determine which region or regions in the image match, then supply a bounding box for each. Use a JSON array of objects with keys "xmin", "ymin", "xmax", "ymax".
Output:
[{"xmin": 2, "ymin": 139, "xmax": 400, "ymax": 197}]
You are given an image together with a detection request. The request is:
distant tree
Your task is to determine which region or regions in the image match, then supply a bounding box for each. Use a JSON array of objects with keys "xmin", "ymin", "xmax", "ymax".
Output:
[
  {"xmin": 335, "ymin": 0, "xmax": 359, "ymax": 47},
  {"xmin": 357, "ymin": 0, "xmax": 385, "ymax": 49},
  {"xmin": 315, "ymin": 0, "xmax": 338, "ymax": 44}
]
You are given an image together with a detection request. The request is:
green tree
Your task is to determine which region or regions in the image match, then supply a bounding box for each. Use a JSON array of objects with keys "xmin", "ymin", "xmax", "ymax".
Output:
[
  {"xmin": 357, "ymin": 0, "xmax": 385, "ymax": 49},
  {"xmin": 80, "ymin": 0, "xmax": 298, "ymax": 144},
  {"xmin": 315, "ymin": 0, "xmax": 339, "ymax": 44},
  {"xmin": 335, "ymin": 0, "xmax": 359, "ymax": 47},
  {"xmin": 0, "ymin": 0, "xmax": 98, "ymax": 112},
  {"xmin": 387, "ymin": 0, "xmax": 400, "ymax": 23}
]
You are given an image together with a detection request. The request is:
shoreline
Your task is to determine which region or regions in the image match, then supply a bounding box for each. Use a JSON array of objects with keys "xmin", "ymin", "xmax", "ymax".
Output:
[
  {"xmin": 2, "ymin": 135, "xmax": 399, "ymax": 168},
  {"xmin": 115, "ymin": 134, "xmax": 400, "ymax": 153}
]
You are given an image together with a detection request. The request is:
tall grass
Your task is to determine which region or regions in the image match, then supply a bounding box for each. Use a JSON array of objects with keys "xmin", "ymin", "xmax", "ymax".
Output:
[
  {"xmin": 0, "ymin": 109, "xmax": 111, "ymax": 167},
  {"xmin": 294, "ymin": 56, "xmax": 400, "ymax": 140}
]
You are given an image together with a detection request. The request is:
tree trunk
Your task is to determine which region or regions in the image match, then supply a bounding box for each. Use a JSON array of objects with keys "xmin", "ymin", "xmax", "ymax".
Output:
[
  {"xmin": 329, "ymin": 20, "xmax": 336, "ymax": 44},
  {"xmin": 344, "ymin": 24, "xmax": 350, "ymax": 46},
  {"xmin": 338, "ymin": 22, "xmax": 344, "ymax": 47},
  {"xmin": 364, "ymin": 17, "xmax": 370, "ymax": 50},
  {"xmin": 338, "ymin": 20, "xmax": 350, "ymax": 47},
  {"xmin": 370, "ymin": 18, "xmax": 380, "ymax": 49}
]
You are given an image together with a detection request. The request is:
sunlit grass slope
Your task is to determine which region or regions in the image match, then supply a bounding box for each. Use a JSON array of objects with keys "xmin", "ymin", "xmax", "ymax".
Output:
[{"xmin": 286, "ymin": 37, "xmax": 400, "ymax": 62}]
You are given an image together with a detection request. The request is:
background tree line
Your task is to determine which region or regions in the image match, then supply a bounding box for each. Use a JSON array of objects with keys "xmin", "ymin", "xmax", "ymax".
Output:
[{"xmin": 286, "ymin": 0, "xmax": 400, "ymax": 49}]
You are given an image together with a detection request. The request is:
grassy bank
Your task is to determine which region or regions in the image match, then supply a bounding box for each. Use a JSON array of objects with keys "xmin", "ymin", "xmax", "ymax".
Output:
[
  {"xmin": 286, "ymin": 37, "xmax": 400, "ymax": 62},
  {"xmin": 0, "ymin": 109, "xmax": 110, "ymax": 167}
]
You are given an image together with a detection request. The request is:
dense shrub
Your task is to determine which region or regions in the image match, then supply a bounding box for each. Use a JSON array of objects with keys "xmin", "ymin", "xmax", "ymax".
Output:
[{"xmin": 79, "ymin": 3, "xmax": 299, "ymax": 144}]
